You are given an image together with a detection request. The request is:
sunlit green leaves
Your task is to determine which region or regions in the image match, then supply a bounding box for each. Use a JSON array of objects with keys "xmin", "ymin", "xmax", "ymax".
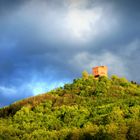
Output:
[{"xmin": 0, "ymin": 74, "xmax": 140, "ymax": 139}]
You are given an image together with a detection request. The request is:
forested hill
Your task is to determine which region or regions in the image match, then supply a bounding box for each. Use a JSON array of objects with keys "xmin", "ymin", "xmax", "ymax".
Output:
[{"xmin": 0, "ymin": 72, "xmax": 140, "ymax": 140}]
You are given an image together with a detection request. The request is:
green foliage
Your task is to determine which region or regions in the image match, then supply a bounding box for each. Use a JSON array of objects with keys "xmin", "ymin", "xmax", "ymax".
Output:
[
  {"xmin": 82, "ymin": 70, "xmax": 89, "ymax": 80},
  {"xmin": 0, "ymin": 74, "xmax": 140, "ymax": 139},
  {"xmin": 127, "ymin": 121, "xmax": 140, "ymax": 140}
]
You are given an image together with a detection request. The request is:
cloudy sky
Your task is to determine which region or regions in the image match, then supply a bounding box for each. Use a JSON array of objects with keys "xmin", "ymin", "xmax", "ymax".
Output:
[{"xmin": 0, "ymin": 0, "xmax": 140, "ymax": 107}]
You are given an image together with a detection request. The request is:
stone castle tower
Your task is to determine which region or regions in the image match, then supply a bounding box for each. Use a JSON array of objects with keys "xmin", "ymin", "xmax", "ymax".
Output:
[{"xmin": 92, "ymin": 66, "xmax": 108, "ymax": 78}]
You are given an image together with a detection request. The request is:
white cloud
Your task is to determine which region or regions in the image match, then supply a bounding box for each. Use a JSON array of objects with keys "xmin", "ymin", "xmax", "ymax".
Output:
[
  {"xmin": 65, "ymin": 8, "xmax": 101, "ymax": 40},
  {"xmin": 6, "ymin": 0, "xmax": 119, "ymax": 44},
  {"xmin": 69, "ymin": 51, "xmax": 129, "ymax": 78},
  {"xmin": 0, "ymin": 86, "xmax": 17, "ymax": 96},
  {"xmin": 64, "ymin": 4, "xmax": 120, "ymax": 41},
  {"xmin": 68, "ymin": 0, "xmax": 89, "ymax": 9}
]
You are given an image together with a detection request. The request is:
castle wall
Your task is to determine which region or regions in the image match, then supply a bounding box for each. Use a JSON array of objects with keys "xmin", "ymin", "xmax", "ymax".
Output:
[{"xmin": 92, "ymin": 66, "xmax": 108, "ymax": 78}]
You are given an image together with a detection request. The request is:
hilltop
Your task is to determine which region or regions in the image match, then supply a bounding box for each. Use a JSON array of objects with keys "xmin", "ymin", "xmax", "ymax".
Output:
[{"xmin": 0, "ymin": 72, "xmax": 140, "ymax": 140}]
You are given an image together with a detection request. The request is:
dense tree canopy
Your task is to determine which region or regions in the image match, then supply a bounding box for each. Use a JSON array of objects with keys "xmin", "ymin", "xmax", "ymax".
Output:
[{"xmin": 0, "ymin": 73, "xmax": 140, "ymax": 139}]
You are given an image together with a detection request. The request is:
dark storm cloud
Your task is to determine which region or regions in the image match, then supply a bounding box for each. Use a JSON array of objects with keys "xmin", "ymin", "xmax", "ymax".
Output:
[
  {"xmin": 0, "ymin": 0, "xmax": 29, "ymax": 16},
  {"xmin": 0, "ymin": 0, "xmax": 140, "ymax": 107}
]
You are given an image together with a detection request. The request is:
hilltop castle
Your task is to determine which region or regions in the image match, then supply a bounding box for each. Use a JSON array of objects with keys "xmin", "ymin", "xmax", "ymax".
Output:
[{"xmin": 92, "ymin": 66, "xmax": 108, "ymax": 78}]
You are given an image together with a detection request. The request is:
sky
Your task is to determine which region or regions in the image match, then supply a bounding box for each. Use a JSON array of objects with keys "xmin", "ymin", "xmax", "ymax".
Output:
[{"xmin": 0, "ymin": 0, "xmax": 140, "ymax": 107}]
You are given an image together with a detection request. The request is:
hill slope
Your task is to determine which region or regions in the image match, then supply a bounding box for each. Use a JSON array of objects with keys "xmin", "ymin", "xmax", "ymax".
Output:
[{"xmin": 0, "ymin": 74, "xmax": 140, "ymax": 140}]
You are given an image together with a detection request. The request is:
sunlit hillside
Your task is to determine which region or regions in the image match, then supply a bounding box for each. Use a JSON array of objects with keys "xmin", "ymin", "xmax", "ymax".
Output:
[{"xmin": 0, "ymin": 72, "xmax": 140, "ymax": 140}]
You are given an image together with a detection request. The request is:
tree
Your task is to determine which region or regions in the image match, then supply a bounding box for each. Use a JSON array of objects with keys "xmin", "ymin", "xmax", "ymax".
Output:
[{"xmin": 82, "ymin": 71, "xmax": 89, "ymax": 80}]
